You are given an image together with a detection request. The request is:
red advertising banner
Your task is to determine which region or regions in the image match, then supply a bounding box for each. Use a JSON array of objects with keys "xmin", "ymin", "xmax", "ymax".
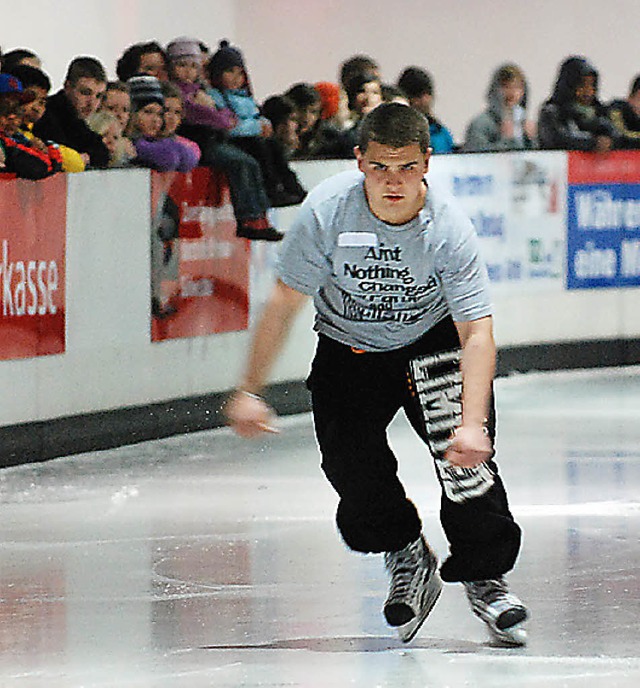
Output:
[
  {"xmin": 568, "ymin": 150, "xmax": 640, "ymax": 184},
  {"xmin": 150, "ymin": 168, "xmax": 249, "ymax": 342},
  {"xmin": 0, "ymin": 175, "xmax": 67, "ymax": 360}
]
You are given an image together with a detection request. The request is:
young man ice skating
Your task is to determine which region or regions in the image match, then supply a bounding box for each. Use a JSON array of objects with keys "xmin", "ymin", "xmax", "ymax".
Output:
[{"xmin": 226, "ymin": 102, "xmax": 528, "ymax": 645}]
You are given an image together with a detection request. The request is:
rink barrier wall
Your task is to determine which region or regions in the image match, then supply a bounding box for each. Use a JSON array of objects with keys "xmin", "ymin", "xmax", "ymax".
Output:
[{"xmin": 0, "ymin": 152, "xmax": 639, "ymax": 467}]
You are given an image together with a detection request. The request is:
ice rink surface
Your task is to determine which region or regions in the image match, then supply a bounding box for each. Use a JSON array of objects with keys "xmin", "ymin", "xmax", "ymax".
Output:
[{"xmin": 1, "ymin": 366, "xmax": 640, "ymax": 687}]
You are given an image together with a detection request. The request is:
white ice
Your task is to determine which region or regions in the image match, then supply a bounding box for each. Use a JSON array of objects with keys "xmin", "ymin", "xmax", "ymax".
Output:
[{"xmin": 1, "ymin": 366, "xmax": 640, "ymax": 687}]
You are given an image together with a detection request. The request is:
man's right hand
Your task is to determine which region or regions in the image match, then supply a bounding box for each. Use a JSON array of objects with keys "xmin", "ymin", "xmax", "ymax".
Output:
[{"xmin": 225, "ymin": 391, "xmax": 279, "ymax": 438}]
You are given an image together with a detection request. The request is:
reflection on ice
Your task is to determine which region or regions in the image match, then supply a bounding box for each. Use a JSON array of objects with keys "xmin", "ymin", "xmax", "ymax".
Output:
[{"xmin": 0, "ymin": 367, "xmax": 639, "ymax": 686}]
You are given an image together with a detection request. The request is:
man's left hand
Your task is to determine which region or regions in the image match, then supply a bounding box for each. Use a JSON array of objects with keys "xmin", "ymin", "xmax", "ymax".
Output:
[{"xmin": 444, "ymin": 425, "xmax": 492, "ymax": 468}]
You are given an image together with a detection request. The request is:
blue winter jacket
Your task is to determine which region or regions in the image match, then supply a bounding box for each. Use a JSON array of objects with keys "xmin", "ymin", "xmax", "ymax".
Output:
[{"xmin": 208, "ymin": 87, "xmax": 265, "ymax": 138}]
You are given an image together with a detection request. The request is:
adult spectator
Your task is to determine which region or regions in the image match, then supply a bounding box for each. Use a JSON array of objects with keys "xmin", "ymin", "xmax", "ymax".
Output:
[
  {"xmin": 5, "ymin": 64, "xmax": 85, "ymax": 172},
  {"xmin": 116, "ymin": 42, "xmax": 167, "ymax": 82},
  {"xmin": 397, "ymin": 67, "xmax": 455, "ymax": 154},
  {"xmin": 538, "ymin": 56, "xmax": 617, "ymax": 152},
  {"xmin": 33, "ymin": 56, "xmax": 109, "ymax": 168},
  {"xmin": 464, "ymin": 63, "xmax": 535, "ymax": 152},
  {"xmin": 608, "ymin": 74, "xmax": 640, "ymax": 149}
]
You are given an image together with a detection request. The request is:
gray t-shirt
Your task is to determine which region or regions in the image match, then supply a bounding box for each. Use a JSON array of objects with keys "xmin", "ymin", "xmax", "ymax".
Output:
[{"xmin": 276, "ymin": 169, "xmax": 492, "ymax": 352}]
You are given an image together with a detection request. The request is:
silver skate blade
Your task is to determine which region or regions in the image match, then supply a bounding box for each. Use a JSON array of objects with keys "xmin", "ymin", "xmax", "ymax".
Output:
[
  {"xmin": 398, "ymin": 573, "xmax": 443, "ymax": 644},
  {"xmin": 487, "ymin": 621, "xmax": 528, "ymax": 647}
]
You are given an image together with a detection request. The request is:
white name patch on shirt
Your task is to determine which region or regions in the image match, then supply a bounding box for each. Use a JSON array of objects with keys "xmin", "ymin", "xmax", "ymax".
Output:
[{"xmin": 337, "ymin": 232, "xmax": 379, "ymax": 247}]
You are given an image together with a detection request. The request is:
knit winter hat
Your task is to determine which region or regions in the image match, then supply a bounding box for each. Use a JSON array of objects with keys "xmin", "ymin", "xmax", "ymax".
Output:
[
  {"xmin": 314, "ymin": 82, "xmax": 341, "ymax": 120},
  {"xmin": 127, "ymin": 75, "xmax": 164, "ymax": 110},
  {"xmin": 166, "ymin": 37, "xmax": 202, "ymax": 62},
  {"xmin": 207, "ymin": 40, "xmax": 245, "ymax": 83}
]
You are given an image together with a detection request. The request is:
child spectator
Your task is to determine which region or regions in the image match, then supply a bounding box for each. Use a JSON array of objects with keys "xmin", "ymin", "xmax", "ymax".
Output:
[
  {"xmin": 116, "ymin": 42, "xmax": 168, "ymax": 82},
  {"xmin": 165, "ymin": 36, "xmax": 283, "ymax": 241},
  {"xmin": 608, "ymin": 74, "xmax": 640, "ymax": 149},
  {"xmin": 464, "ymin": 63, "xmax": 535, "ymax": 152},
  {"xmin": 0, "ymin": 74, "xmax": 62, "ymax": 179},
  {"xmin": 101, "ymin": 82, "xmax": 131, "ymax": 132},
  {"xmin": 538, "ymin": 56, "xmax": 618, "ymax": 152},
  {"xmin": 160, "ymin": 81, "xmax": 201, "ymax": 168},
  {"xmin": 127, "ymin": 76, "xmax": 197, "ymax": 172},
  {"xmin": 87, "ymin": 111, "xmax": 132, "ymax": 168},
  {"xmin": 5, "ymin": 64, "xmax": 85, "ymax": 172},
  {"xmin": 33, "ymin": 56, "xmax": 110, "ymax": 168},
  {"xmin": 397, "ymin": 66, "xmax": 455, "ymax": 154},
  {"xmin": 206, "ymin": 39, "xmax": 305, "ymax": 206}
]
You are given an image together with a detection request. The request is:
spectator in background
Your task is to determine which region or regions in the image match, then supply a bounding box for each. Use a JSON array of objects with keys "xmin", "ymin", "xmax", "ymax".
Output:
[
  {"xmin": 464, "ymin": 63, "xmax": 535, "ymax": 152},
  {"xmin": 126, "ymin": 76, "xmax": 197, "ymax": 172},
  {"xmin": 101, "ymin": 82, "xmax": 131, "ymax": 132},
  {"xmin": 206, "ymin": 39, "xmax": 304, "ymax": 206},
  {"xmin": 33, "ymin": 56, "xmax": 110, "ymax": 168},
  {"xmin": 397, "ymin": 66, "xmax": 455, "ymax": 154},
  {"xmin": 0, "ymin": 73, "xmax": 62, "ymax": 179},
  {"xmin": 315, "ymin": 81, "xmax": 351, "ymax": 132},
  {"xmin": 538, "ymin": 56, "xmax": 617, "ymax": 152},
  {"xmin": 284, "ymin": 82, "xmax": 349, "ymax": 159},
  {"xmin": 5, "ymin": 64, "xmax": 86, "ymax": 172},
  {"xmin": 608, "ymin": 74, "xmax": 640, "ymax": 149},
  {"xmin": 341, "ymin": 71, "xmax": 384, "ymax": 153},
  {"xmin": 339, "ymin": 54, "xmax": 381, "ymax": 92},
  {"xmin": 87, "ymin": 111, "xmax": 133, "ymax": 168},
  {"xmin": 160, "ymin": 81, "xmax": 201, "ymax": 168},
  {"xmin": 1, "ymin": 48, "xmax": 41, "ymax": 72},
  {"xmin": 258, "ymin": 95, "xmax": 307, "ymax": 201},
  {"xmin": 116, "ymin": 42, "xmax": 167, "ymax": 82},
  {"xmin": 261, "ymin": 95, "xmax": 300, "ymax": 156},
  {"xmin": 165, "ymin": 37, "xmax": 283, "ymax": 242}
]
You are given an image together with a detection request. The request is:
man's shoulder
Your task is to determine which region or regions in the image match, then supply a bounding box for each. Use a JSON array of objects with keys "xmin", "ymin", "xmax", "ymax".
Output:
[{"xmin": 305, "ymin": 168, "xmax": 363, "ymax": 207}]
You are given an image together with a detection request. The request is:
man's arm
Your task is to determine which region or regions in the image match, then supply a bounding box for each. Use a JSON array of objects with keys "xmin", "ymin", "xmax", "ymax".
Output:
[
  {"xmin": 444, "ymin": 315, "xmax": 495, "ymax": 468},
  {"xmin": 225, "ymin": 279, "xmax": 309, "ymax": 437}
]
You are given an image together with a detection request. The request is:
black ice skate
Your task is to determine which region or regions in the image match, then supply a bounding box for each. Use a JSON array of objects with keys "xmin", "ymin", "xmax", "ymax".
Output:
[
  {"xmin": 463, "ymin": 577, "xmax": 528, "ymax": 646},
  {"xmin": 383, "ymin": 535, "xmax": 442, "ymax": 643}
]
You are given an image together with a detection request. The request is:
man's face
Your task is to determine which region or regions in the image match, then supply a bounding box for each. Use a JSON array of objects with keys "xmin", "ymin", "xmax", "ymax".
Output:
[
  {"xmin": 65, "ymin": 77, "xmax": 106, "ymax": 121},
  {"xmin": 22, "ymin": 86, "xmax": 48, "ymax": 125},
  {"xmin": 355, "ymin": 141, "xmax": 430, "ymax": 225},
  {"xmin": 410, "ymin": 92, "xmax": 432, "ymax": 116}
]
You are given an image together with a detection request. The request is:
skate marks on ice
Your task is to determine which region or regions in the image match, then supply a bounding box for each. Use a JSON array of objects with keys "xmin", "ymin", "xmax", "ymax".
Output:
[{"xmin": 200, "ymin": 634, "xmax": 482, "ymax": 653}]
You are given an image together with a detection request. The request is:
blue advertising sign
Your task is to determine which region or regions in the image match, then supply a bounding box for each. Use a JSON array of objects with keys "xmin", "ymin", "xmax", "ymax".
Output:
[{"xmin": 566, "ymin": 183, "xmax": 640, "ymax": 289}]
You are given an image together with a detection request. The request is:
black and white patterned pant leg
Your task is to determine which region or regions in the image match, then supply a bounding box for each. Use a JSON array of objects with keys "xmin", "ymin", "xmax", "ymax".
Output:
[{"xmin": 408, "ymin": 348, "xmax": 496, "ymax": 503}]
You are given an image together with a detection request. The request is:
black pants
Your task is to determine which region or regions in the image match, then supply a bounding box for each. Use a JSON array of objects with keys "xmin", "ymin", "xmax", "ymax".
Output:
[{"xmin": 306, "ymin": 317, "xmax": 522, "ymax": 583}]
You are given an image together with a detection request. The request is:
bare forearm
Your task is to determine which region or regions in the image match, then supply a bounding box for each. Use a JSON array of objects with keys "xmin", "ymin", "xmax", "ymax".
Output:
[
  {"xmin": 456, "ymin": 317, "xmax": 496, "ymax": 427},
  {"xmin": 239, "ymin": 280, "xmax": 308, "ymax": 395}
]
